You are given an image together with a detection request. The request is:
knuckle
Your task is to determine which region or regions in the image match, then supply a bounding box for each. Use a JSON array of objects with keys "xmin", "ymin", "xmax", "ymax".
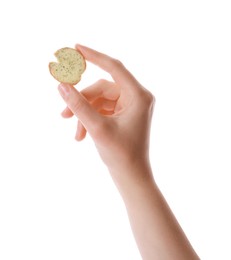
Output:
[
  {"xmin": 113, "ymin": 58, "xmax": 124, "ymax": 68},
  {"xmin": 97, "ymin": 79, "xmax": 108, "ymax": 85},
  {"xmin": 146, "ymin": 91, "xmax": 156, "ymax": 106},
  {"xmin": 110, "ymin": 58, "xmax": 124, "ymax": 72},
  {"xmin": 136, "ymin": 89, "xmax": 156, "ymax": 116},
  {"xmin": 71, "ymin": 98, "xmax": 83, "ymax": 114},
  {"xmin": 140, "ymin": 89, "xmax": 156, "ymax": 107}
]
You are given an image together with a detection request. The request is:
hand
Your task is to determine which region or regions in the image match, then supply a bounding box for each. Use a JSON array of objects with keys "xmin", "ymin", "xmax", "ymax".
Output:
[
  {"xmin": 58, "ymin": 45, "xmax": 155, "ymax": 180},
  {"xmin": 57, "ymin": 45, "xmax": 199, "ymax": 260}
]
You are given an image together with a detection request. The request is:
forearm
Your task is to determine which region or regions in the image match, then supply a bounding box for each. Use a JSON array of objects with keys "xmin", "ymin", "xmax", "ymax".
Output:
[{"xmin": 109, "ymin": 162, "xmax": 199, "ymax": 260}]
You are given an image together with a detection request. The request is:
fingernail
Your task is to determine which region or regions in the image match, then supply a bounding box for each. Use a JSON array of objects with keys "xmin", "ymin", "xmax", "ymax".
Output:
[
  {"xmin": 75, "ymin": 43, "xmax": 84, "ymax": 49},
  {"xmin": 58, "ymin": 84, "xmax": 70, "ymax": 98},
  {"xmin": 75, "ymin": 44, "xmax": 86, "ymax": 54}
]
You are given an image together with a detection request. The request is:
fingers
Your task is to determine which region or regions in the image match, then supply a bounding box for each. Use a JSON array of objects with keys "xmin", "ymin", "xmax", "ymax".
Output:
[
  {"xmin": 81, "ymin": 79, "xmax": 119, "ymax": 102},
  {"xmin": 61, "ymin": 99, "xmax": 116, "ymax": 118},
  {"xmin": 60, "ymin": 79, "xmax": 118, "ymax": 142},
  {"xmin": 75, "ymin": 120, "xmax": 87, "ymax": 141},
  {"xmin": 61, "ymin": 106, "xmax": 74, "ymax": 118},
  {"xmin": 64, "ymin": 97, "xmax": 116, "ymax": 142},
  {"xmin": 76, "ymin": 44, "xmax": 141, "ymax": 91},
  {"xmin": 61, "ymin": 79, "xmax": 118, "ymax": 116},
  {"xmin": 58, "ymin": 83, "xmax": 103, "ymax": 135},
  {"xmin": 92, "ymin": 98, "xmax": 117, "ymax": 113}
]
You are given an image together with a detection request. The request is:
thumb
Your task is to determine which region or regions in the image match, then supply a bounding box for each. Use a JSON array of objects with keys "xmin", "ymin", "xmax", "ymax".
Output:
[{"xmin": 58, "ymin": 83, "xmax": 102, "ymax": 134}]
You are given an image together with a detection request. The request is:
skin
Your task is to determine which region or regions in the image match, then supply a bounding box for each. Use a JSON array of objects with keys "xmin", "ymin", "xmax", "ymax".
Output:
[{"xmin": 57, "ymin": 44, "xmax": 200, "ymax": 260}]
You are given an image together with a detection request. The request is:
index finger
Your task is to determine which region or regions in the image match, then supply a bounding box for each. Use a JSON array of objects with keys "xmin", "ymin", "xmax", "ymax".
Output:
[{"xmin": 75, "ymin": 44, "xmax": 141, "ymax": 90}]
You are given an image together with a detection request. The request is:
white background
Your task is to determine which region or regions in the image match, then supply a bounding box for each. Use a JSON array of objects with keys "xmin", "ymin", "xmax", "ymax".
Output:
[{"xmin": 0, "ymin": 0, "xmax": 230, "ymax": 259}]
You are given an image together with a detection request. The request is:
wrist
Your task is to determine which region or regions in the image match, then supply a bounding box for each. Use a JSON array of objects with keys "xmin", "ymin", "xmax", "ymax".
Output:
[{"xmin": 107, "ymin": 158, "xmax": 155, "ymax": 200}]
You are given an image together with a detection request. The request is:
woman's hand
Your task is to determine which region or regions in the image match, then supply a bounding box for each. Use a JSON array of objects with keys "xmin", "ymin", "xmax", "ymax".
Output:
[
  {"xmin": 57, "ymin": 45, "xmax": 199, "ymax": 260},
  {"xmin": 58, "ymin": 44, "xmax": 155, "ymax": 177}
]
